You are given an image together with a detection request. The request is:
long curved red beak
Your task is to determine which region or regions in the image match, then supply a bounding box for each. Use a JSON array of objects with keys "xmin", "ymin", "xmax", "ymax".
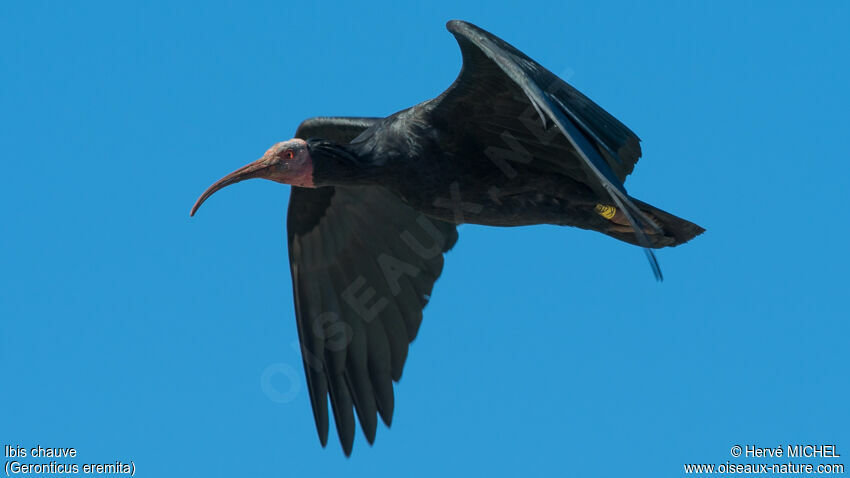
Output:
[{"xmin": 190, "ymin": 155, "xmax": 278, "ymax": 216}]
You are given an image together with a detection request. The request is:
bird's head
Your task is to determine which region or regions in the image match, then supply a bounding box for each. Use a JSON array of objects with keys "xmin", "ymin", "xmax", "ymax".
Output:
[{"xmin": 190, "ymin": 138, "xmax": 314, "ymax": 216}]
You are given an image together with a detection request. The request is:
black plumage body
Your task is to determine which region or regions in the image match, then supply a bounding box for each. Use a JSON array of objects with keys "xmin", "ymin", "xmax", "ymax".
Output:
[
  {"xmin": 313, "ymin": 101, "xmax": 696, "ymax": 247},
  {"xmin": 193, "ymin": 20, "xmax": 705, "ymax": 456},
  {"xmin": 348, "ymin": 129, "xmax": 600, "ymax": 228},
  {"xmin": 293, "ymin": 19, "xmax": 706, "ymax": 454}
]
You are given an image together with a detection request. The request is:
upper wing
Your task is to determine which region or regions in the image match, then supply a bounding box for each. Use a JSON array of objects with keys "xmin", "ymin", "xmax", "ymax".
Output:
[
  {"xmin": 436, "ymin": 20, "xmax": 641, "ymax": 184},
  {"xmin": 295, "ymin": 116, "xmax": 382, "ymax": 144},
  {"xmin": 430, "ymin": 20, "xmax": 662, "ymax": 278},
  {"xmin": 287, "ymin": 117, "xmax": 458, "ymax": 455}
]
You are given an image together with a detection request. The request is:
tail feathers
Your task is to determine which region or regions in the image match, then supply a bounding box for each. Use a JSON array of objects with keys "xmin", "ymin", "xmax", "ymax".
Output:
[
  {"xmin": 604, "ymin": 187, "xmax": 664, "ymax": 280},
  {"xmin": 601, "ymin": 197, "xmax": 705, "ymax": 249},
  {"xmin": 635, "ymin": 198, "xmax": 705, "ymax": 247}
]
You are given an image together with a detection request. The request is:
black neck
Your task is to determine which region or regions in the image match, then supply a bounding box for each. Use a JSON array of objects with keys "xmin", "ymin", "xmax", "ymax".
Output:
[{"xmin": 308, "ymin": 139, "xmax": 378, "ymax": 187}]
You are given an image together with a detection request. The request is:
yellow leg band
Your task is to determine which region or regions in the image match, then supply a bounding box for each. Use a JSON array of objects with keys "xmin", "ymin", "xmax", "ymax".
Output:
[{"xmin": 595, "ymin": 204, "xmax": 617, "ymax": 219}]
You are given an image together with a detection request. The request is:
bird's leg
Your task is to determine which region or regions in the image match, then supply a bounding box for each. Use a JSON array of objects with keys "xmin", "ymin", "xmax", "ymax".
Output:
[{"xmin": 595, "ymin": 204, "xmax": 662, "ymax": 233}]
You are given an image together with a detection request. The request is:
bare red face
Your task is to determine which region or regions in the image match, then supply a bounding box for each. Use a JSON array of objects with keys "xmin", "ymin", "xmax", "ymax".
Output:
[
  {"xmin": 258, "ymin": 139, "xmax": 314, "ymax": 186},
  {"xmin": 190, "ymin": 138, "xmax": 314, "ymax": 216}
]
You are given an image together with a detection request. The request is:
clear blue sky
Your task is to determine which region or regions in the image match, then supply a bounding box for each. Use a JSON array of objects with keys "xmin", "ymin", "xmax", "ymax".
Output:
[{"xmin": 2, "ymin": 1, "xmax": 848, "ymax": 476}]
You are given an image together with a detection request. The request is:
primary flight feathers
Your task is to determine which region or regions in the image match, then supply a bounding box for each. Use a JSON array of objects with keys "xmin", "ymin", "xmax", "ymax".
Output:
[{"xmin": 192, "ymin": 20, "xmax": 704, "ymax": 455}]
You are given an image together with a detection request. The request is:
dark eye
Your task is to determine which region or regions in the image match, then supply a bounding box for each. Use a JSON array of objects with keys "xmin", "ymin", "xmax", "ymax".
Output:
[{"xmin": 284, "ymin": 150, "xmax": 294, "ymax": 159}]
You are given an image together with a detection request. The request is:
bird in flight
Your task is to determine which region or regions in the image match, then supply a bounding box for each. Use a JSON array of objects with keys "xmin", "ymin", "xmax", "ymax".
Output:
[{"xmin": 191, "ymin": 20, "xmax": 704, "ymax": 455}]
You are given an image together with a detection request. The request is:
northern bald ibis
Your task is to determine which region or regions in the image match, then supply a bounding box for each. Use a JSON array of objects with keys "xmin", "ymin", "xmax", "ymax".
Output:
[{"xmin": 191, "ymin": 20, "xmax": 704, "ymax": 455}]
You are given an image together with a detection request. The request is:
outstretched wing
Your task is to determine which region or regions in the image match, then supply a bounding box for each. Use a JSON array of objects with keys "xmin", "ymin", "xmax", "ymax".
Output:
[
  {"xmin": 288, "ymin": 117, "xmax": 458, "ymax": 455},
  {"xmin": 295, "ymin": 116, "xmax": 382, "ymax": 145},
  {"xmin": 429, "ymin": 20, "xmax": 662, "ymax": 278}
]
